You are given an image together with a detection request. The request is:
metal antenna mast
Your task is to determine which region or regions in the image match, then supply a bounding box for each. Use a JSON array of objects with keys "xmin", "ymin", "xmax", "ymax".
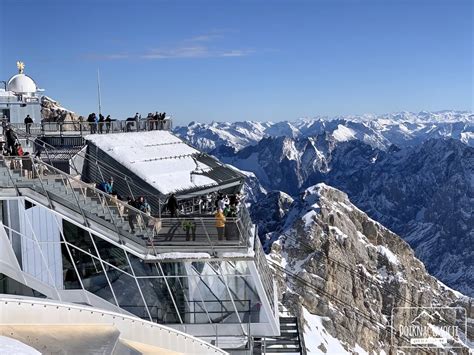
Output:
[{"xmin": 97, "ymin": 68, "xmax": 102, "ymax": 115}]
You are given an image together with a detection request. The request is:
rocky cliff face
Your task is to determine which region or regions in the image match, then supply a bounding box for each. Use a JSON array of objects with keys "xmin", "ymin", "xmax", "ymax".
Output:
[
  {"xmin": 214, "ymin": 135, "xmax": 474, "ymax": 298},
  {"xmin": 268, "ymin": 184, "xmax": 473, "ymax": 353},
  {"xmin": 327, "ymin": 138, "xmax": 474, "ymax": 297},
  {"xmin": 40, "ymin": 96, "xmax": 80, "ymax": 123},
  {"xmin": 250, "ymin": 190, "xmax": 293, "ymax": 238}
]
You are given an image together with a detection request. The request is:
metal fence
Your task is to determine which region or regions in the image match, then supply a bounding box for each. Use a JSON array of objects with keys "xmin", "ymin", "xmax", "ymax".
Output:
[
  {"xmin": 8, "ymin": 118, "xmax": 172, "ymax": 137},
  {"xmin": 0, "ymin": 155, "xmax": 252, "ymax": 253}
]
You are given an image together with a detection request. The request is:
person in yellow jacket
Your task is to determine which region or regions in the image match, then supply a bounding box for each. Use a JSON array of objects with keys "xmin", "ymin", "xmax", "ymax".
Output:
[{"xmin": 215, "ymin": 209, "xmax": 226, "ymax": 241}]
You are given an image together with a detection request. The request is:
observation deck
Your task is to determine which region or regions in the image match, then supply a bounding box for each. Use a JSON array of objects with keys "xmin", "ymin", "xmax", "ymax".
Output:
[{"xmin": 0, "ymin": 121, "xmax": 281, "ymax": 354}]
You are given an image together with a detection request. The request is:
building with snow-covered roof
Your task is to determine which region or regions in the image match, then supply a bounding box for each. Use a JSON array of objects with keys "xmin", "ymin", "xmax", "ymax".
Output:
[
  {"xmin": 0, "ymin": 117, "xmax": 288, "ymax": 353},
  {"xmin": 83, "ymin": 130, "xmax": 245, "ymax": 200}
]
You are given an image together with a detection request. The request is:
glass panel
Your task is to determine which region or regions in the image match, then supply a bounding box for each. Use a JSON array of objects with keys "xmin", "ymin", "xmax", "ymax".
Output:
[
  {"xmin": 137, "ymin": 277, "xmax": 180, "ymax": 323},
  {"xmin": 62, "ymin": 220, "xmax": 97, "ymax": 257},
  {"xmin": 106, "ymin": 268, "xmax": 148, "ymax": 320},
  {"xmin": 225, "ymin": 260, "xmax": 251, "ymax": 276},
  {"xmin": 93, "ymin": 237, "xmax": 132, "ymax": 274},
  {"xmin": 0, "ymin": 273, "xmax": 46, "ymax": 298},
  {"xmin": 128, "ymin": 254, "xmax": 162, "ymax": 277},
  {"xmin": 61, "ymin": 243, "xmax": 81, "ymax": 289},
  {"xmin": 160, "ymin": 261, "xmax": 186, "ymax": 276},
  {"xmin": 69, "ymin": 246, "xmax": 115, "ymax": 304}
]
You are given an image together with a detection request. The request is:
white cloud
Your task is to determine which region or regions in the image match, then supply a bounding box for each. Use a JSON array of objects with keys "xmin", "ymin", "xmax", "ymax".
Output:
[{"xmin": 86, "ymin": 30, "xmax": 254, "ymax": 60}]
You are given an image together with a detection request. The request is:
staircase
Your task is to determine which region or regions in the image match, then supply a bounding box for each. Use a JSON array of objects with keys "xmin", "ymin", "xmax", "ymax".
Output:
[
  {"xmin": 0, "ymin": 158, "xmax": 157, "ymax": 255},
  {"xmin": 253, "ymin": 316, "xmax": 303, "ymax": 354}
]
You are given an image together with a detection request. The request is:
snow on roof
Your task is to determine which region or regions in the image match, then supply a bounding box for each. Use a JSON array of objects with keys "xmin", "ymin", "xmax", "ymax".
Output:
[{"xmin": 85, "ymin": 131, "xmax": 223, "ymax": 195}]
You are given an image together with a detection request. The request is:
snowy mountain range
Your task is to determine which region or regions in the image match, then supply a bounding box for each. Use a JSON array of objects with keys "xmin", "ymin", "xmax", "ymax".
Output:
[
  {"xmin": 175, "ymin": 111, "xmax": 474, "ymax": 299},
  {"xmin": 174, "ymin": 110, "xmax": 474, "ymax": 152}
]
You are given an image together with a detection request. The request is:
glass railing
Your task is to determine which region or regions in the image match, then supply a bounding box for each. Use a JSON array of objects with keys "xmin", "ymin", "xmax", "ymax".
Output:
[
  {"xmin": 8, "ymin": 118, "xmax": 172, "ymax": 137},
  {"xmin": 0, "ymin": 155, "xmax": 252, "ymax": 254}
]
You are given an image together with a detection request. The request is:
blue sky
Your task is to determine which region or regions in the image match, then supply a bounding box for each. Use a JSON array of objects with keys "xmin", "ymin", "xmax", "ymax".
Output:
[{"xmin": 1, "ymin": 0, "xmax": 472, "ymax": 126}]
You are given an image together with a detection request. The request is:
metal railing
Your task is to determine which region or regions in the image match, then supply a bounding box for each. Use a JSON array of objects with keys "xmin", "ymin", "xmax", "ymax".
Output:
[
  {"xmin": 254, "ymin": 230, "xmax": 276, "ymax": 312},
  {"xmin": 0, "ymin": 155, "xmax": 252, "ymax": 252},
  {"xmin": 9, "ymin": 124, "xmax": 167, "ymax": 211},
  {"xmin": 8, "ymin": 117, "xmax": 172, "ymax": 137},
  {"xmin": 122, "ymin": 300, "xmax": 255, "ymax": 325}
]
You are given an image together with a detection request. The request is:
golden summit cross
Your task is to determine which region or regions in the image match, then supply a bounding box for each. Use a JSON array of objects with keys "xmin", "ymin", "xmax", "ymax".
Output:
[{"xmin": 16, "ymin": 61, "xmax": 25, "ymax": 74}]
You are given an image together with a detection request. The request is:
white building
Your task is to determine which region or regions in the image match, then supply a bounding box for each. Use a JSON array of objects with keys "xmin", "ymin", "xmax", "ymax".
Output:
[{"xmin": 0, "ymin": 62, "xmax": 42, "ymax": 124}]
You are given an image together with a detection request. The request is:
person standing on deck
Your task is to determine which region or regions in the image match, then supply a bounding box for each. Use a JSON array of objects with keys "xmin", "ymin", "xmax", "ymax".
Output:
[
  {"xmin": 105, "ymin": 115, "xmax": 112, "ymax": 133},
  {"xmin": 98, "ymin": 114, "xmax": 105, "ymax": 134},
  {"xmin": 5, "ymin": 127, "xmax": 17, "ymax": 155},
  {"xmin": 166, "ymin": 193, "xmax": 179, "ymax": 217},
  {"xmin": 127, "ymin": 197, "xmax": 137, "ymax": 234},
  {"xmin": 24, "ymin": 115, "xmax": 33, "ymax": 134},
  {"xmin": 215, "ymin": 209, "xmax": 226, "ymax": 241}
]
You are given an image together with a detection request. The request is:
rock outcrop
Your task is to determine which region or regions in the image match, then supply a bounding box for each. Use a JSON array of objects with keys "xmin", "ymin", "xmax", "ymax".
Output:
[
  {"xmin": 268, "ymin": 184, "xmax": 473, "ymax": 353},
  {"xmin": 41, "ymin": 96, "xmax": 80, "ymax": 123}
]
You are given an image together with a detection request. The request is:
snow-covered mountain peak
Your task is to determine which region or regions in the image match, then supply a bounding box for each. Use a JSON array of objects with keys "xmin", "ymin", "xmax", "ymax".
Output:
[
  {"xmin": 269, "ymin": 183, "xmax": 473, "ymax": 353},
  {"xmin": 174, "ymin": 110, "xmax": 473, "ymax": 153}
]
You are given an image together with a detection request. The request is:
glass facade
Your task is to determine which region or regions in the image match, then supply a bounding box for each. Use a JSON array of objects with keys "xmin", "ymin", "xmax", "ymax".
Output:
[{"xmin": 0, "ymin": 200, "xmax": 274, "ymax": 334}]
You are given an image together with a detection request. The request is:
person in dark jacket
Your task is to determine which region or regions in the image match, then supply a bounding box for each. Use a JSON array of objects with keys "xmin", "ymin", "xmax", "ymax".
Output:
[
  {"xmin": 98, "ymin": 114, "xmax": 105, "ymax": 134},
  {"xmin": 87, "ymin": 113, "xmax": 97, "ymax": 134},
  {"xmin": 5, "ymin": 127, "xmax": 17, "ymax": 155},
  {"xmin": 166, "ymin": 193, "xmax": 178, "ymax": 217},
  {"xmin": 22, "ymin": 152, "xmax": 33, "ymax": 178},
  {"xmin": 105, "ymin": 115, "xmax": 112, "ymax": 133},
  {"xmin": 24, "ymin": 115, "xmax": 33, "ymax": 134},
  {"xmin": 127, "ymin": 197, "xmax": 138, "ymax": 233}
]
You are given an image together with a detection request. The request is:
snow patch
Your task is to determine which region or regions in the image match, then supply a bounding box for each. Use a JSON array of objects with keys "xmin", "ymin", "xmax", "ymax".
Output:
[
  {"xmin": 376, "ymin": 245, "xmax": 399, "ymax": 265},
  {"xmin": 302, "ymin": 306, "xmax": 349, "ymax": 354},
  {"xmin": 332, "ymin": 125, "xmax": 356, "ymax": 142}
]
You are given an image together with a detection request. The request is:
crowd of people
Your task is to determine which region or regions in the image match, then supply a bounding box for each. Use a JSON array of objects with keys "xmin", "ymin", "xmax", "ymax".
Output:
[
  {"xmin": 82, "ymin": 111, "xmax": 169, "ymax": 134},
  {"xmin": 85, "ymin": 113, "xmax": 115, "ymax": 134},
  {"xmin": 92, "ymin": 182, "xmax": 242, "ymax": 241}
]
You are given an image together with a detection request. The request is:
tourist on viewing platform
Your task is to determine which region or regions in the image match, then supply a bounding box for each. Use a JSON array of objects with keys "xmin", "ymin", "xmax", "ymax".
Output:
[
  {"xmin": 87, "ymin": 113, "xmax": 97, "ymax": 134},
  {"xmin": 5, "ymin": 127, "xmax": 17, "ymax": 155},
  {"xmin": 16, "ymin": 143, "xmax": 24, "ymax": 157},
  {"xmin": 105, "ymin": 115, "xmax": 112, "ymax": 133},
  {"xmin": 215, "ymin": 209, "xmax": 226, "ymax": 241},
  {"xmin": 105, "ymin": 177, "xmax": 114, "ymax": 194},
  {"xmin": 134, "ymin": 112, "xmax": 140, "ymax": 131},
  {"xmin": 182, "ymin": 218, "xmax": 196, "ymax": 241},
  {"xmin": 22, "ymin": 152, "xmax": 33, "ymax": 178},
  {"xmin": 24, "ymin": 115, "xmax": 33, "ymax": 134},
  {"xmin": 152, "ymin": 112, "xmax": 160, "ymax": 130},
  {"xmin": 127, "ymin": 197, "xmax": 137, "ymax": 234},
  {"xmin": 166, "ymin": 193, "xmax": 179, "ymax": 217},
  {"xmin": 34, "ymin": 140, "xmax": 44, "ymax": 158},
  {"xmin": 98, "ymin": 114, "xmax": 105, "ymax": 134},
  {"xmin": 216, "ymin": 193, "xmax": 226, "ymax": 211},
  {"xmin": 146, "ymin": 113, "xmax": 154, "ymax": 131},
  {"xmin": 126, "ymin": 116, "xmax": 135, "ymax": 132},
  {"xmin": 138, "ymin": 196, "xmax": 151, "ymax": 216},
  {"xmin": 159, "ymin": 112, "xmax": 166, "ymax": 130}
]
